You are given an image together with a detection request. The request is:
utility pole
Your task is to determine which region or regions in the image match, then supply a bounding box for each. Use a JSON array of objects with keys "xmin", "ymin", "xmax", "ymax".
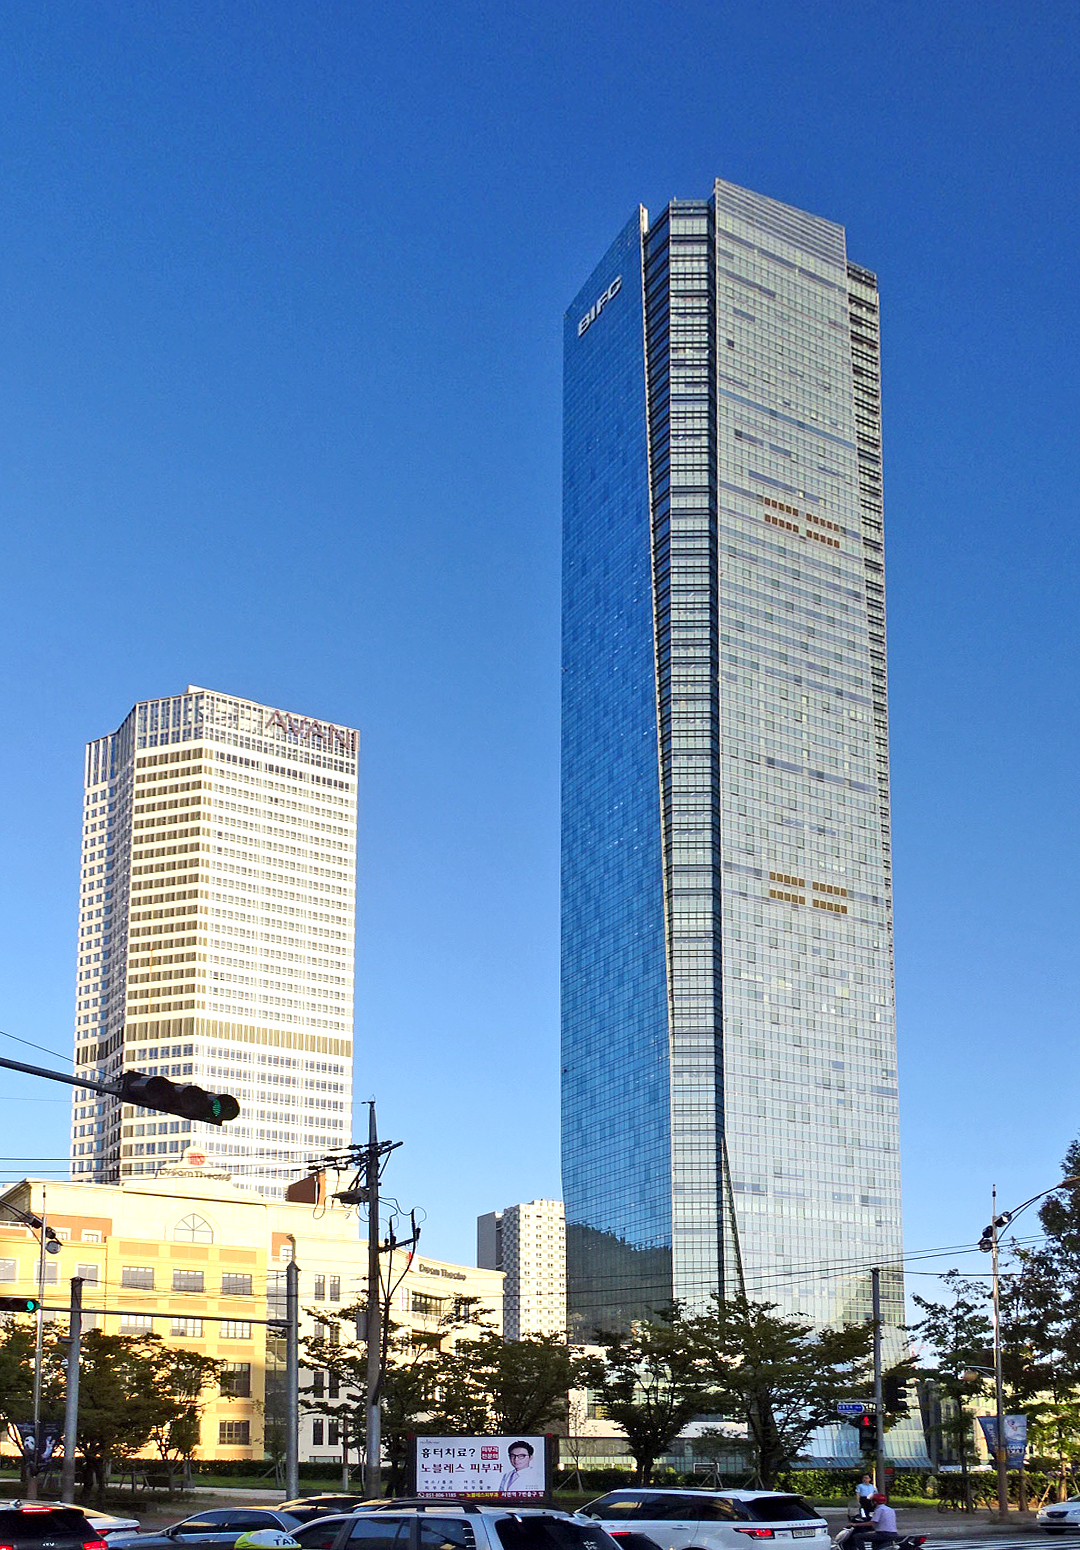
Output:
[
  {"xmin": 990, "ymin": 1187, "xmax": 1009, "ymax": 1517},
  {"xmin": 365, "ymin": 1101, "xmax": 382, "ymax": 1499},
  {"xmin": 285, "ymin": 1243, "xmax": 299, "ymax": 1500},
  {"xmin": 872, "ymin": 1267, "xmax": 885, "ymax": 1495},
  {"xmin": 60, "ymin": 1278, "xmax": 83, "ymax": 1502}
]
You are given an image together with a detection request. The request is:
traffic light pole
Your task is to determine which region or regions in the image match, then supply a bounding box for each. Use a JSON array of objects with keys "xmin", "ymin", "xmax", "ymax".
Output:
[
  {"xmin": 60, "ymin": 1278, "xmax": 83, "ymax": 1503},
  {"xmin": 27, "ymin": 1208, "xmax": 49, "ymax": 1500},
  {"xmin": 872, "ymin": 1267, "xmax": 885, "ymax": 1495},
  {"xmin": 0, "ymin": 1053, "xmax": 238, "ymax": 1124},
  {"xmin": 285, "ymin": 1252, "xmax": 299, "ymax": 1500}
]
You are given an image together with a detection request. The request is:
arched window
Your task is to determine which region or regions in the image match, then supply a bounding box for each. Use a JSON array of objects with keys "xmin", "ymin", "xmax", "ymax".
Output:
[{"xmin": 173, "ymin": 1213, "xmax": 214, "ymax": 1244}]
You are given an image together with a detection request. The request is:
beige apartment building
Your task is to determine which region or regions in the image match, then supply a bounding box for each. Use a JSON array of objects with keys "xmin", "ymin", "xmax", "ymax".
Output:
[{"xmin": 0, "ymin": 1159, "xmax": 502, "ymax": 1463}]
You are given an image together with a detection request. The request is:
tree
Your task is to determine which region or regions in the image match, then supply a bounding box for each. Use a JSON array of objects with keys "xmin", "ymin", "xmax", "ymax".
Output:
[
  {"xmin": 585, "ymin": 1308, "xmax": 715, "ymax": 1485},
  {"xmin": 689, "ymin": 1295, "xmax": 875, "ymax": 1487},
  {"xmin": 910, "ymin": 1272, "xmax": 994, "ymax": 1506},
  {"xmin": 146, "ymin": 1345, "xmax": 221, "ymax": 1474},
  {"xmin": 433, "ymin": 1325, "xmax": 591, "ymax": 1435}
]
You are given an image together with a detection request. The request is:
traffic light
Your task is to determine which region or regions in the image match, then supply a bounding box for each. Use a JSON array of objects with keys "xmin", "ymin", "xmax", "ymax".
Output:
[
  {"xmin": 0, "ymin": 1297, "xmax": 41, "ymax": 1313},
  {"xmin": 119, "ymin": 1071, "xmax": 240, "ymax": 1126},
  {"xmin": 883, "ymin": 1374, "xmax": 909, "ymax": 1414},
  {"xmin": 857, "ymin": 1413, "xmax": 876, "ymax": 1455}
]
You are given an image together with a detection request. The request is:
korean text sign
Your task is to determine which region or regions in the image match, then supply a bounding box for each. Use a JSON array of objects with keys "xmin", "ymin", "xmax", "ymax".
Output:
[{"xmin": 414, "ymin": 1436, "xmax": 548, "ymax": 1499}]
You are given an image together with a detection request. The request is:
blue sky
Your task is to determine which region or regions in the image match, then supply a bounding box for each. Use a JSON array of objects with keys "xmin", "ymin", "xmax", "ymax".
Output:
[{"xmin": 0, "ymin": 1, "xmax": 1077, "ymax": 1297}]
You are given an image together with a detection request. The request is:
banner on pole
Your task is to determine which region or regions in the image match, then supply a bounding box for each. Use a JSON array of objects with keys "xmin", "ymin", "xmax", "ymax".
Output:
[{"xmin": 977, "ymin": 1414, "xmax": 1027, "ymax": 1465}]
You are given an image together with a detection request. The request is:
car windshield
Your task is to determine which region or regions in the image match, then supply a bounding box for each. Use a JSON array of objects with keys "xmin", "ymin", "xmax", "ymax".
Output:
[
  {"xmin": 495, "ymin": 1520, "xmax": 620, "ymax": 1550},
  {"xmin": 741, "ymin": 1499, "xmax": 821, "ymax": 1524}
]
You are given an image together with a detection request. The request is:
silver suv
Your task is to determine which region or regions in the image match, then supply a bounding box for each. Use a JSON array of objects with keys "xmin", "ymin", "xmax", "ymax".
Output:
[
  {"xmin": 579, "ymin": 1490, "xmax": 830, "ymax": 1550},
  {"xmin": 292, "ymin": 1506, "xmax": 621, "ymax": 1550}
]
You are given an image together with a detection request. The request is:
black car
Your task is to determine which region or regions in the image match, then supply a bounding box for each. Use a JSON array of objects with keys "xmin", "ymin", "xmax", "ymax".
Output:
[
  {"xmin": 278, "ymin": 1504, "xmax": 378, "ymax": 1526},
  {"xmin": 109, "ymin": 1510, "xmax": 305, "ymax": 1550},
  {"xmin": 0, "ymin": 1506, "xmax": 108, "ymax": 1550}
]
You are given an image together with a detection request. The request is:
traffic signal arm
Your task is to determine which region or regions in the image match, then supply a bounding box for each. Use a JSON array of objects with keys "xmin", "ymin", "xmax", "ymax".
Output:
[{"xmin": 118, "ymin": 1071, "xmax": 240, "ymax": 1125}]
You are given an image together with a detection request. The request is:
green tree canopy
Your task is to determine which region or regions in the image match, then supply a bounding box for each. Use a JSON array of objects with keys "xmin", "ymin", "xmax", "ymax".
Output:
[
  {"xmin": 688, "ymin": 1294, "xmax": 875, "ymax": 1487},
  {"xmin": 584, "ymin": 1307, "xmax": 716, "ymax": 1485}
]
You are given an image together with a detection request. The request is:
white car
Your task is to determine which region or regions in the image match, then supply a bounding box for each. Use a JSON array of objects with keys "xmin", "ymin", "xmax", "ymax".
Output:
[
  {"xmin": 579, "ymin": 1490, "xmax": 830, "ymax": 1550},
  {"xmin": 0, "ymin": 1505, "xmax": 140, "ymax": 1540},
  {"xmin": 1038, "ymin": 1499, "xmax": 1080, "ymax": 1533}
]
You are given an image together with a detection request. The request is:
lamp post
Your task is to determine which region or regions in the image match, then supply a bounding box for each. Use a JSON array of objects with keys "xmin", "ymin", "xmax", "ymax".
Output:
[
  {"xmin": 0, "ymin": 1197, "xmax": 62, "ymax": 1498},
  {"xmin": 979, "ymin": 1176, "xmax": 1080, "ymax": 1518}
]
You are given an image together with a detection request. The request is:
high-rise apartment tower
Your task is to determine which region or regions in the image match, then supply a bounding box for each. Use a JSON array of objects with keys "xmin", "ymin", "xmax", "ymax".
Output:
[
  {"xmin": 477, "ymin": 1199, "xmax": 567, "ymax": 1340},
  {"xmin": 562, "ymin": 180, "xmax": 902, "ymax": 1336},
  {"xmin": 71, "ymin": 687, "xmax": 357, "ymax": 1194}
]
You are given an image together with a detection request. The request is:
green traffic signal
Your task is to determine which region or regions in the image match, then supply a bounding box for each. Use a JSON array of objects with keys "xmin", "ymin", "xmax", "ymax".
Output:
[
  {"xmin": 0, "ymin": 1297, "xmax": 41, "ymax": 1313},
  {"xmin": 119, "ymin": 1071, "xmax": 240, "ymax": 1126}
]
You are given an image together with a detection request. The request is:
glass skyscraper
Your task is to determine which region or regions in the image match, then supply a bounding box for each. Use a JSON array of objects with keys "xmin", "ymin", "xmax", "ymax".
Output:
[{"xmin": 562, "ymin": 179, "xmax": 903, "ymax": 1340}]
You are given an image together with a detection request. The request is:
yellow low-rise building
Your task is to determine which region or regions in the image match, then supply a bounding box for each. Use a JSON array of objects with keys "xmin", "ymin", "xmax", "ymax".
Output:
[{"xmin": 0, "ymin": 1156, "xmax": 502, "ymax": 1463}]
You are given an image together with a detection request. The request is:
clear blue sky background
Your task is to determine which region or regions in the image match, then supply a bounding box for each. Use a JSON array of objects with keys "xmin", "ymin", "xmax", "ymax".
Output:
[{"xmin": 0, "ymin": 1, "xmax": 1077, "ymax": 1299}]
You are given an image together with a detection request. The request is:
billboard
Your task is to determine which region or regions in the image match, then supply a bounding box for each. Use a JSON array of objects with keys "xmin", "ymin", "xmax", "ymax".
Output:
[{"xmin": 412, "ymin": 1436, "xmax": 552, "ymax": 1499}]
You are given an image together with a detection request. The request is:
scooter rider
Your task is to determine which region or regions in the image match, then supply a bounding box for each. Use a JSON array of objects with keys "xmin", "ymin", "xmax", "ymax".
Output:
[{"xmin": 837, "ymin": 1495, "xmax": 899, "ymax": 1550}]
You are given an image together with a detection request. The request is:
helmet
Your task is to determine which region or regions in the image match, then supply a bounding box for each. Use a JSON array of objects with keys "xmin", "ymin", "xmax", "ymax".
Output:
[
  {"xmin": 872, "ymin": 1495, "xmax": 887, "ymax": 1506},
  {"xmin": 235, "ymin": 1534, "xmax": 300, "ymax": 1550}
]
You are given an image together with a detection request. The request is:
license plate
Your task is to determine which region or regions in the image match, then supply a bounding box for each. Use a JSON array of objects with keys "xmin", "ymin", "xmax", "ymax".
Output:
[{"xmin": 793, "ymin": 1531, "xmax": 816, "ymax": 1538}]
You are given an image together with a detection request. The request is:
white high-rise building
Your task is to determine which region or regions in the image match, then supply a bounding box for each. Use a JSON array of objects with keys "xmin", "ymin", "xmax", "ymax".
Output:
[
  {"xmin": 70, "ymin": 686, "xmax": 358, "ymax": 1195},
  {"xmin": 477, "ymin": 1199, "xmax": 566, "ymax": 1340}
]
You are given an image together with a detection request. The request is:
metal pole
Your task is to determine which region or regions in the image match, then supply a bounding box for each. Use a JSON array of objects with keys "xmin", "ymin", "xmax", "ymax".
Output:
[
  {"xmin": 872, "ymin": 1267, "xmax": 885, "ymax": 1494},
  {"xmin": 365, "ymin": 1102, "xmax": 382, "ymax": 1499},
  {"xmin": 28, "ymin": 1206, "xmax": 48, "ymax": 1500},
  {"xmin": 60, "ymin": 1278, "xmax": 83, "ymax": 1502},
  {"xmin": 285, "ymin": 1253, "xmax": 299, "ymax": 1500},
  {"xmin": 991, "ymin": 1186, "xmax": 1009, "ymax": 1516}
]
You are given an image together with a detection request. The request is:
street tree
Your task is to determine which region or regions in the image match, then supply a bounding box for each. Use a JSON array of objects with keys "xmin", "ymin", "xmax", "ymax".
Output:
[
  {"xmin": 689, "ymin": 1295, "xmax": 875, "ymax": 1487},
  {"xmin": 910, "ymin": 1271, "xmax": 993, "ymax": 1506},
  {"xmin": 585, "ymin": 1308, "xmax": 715, "ymax": 1485}
]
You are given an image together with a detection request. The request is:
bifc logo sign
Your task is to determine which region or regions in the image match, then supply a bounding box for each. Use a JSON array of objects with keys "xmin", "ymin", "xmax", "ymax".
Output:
[{"xmin": 578, "ymin": 274, "xmax": 622, "ymax": 337}]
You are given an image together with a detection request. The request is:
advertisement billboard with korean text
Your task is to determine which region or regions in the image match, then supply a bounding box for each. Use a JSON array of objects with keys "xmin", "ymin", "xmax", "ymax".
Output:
[{"xmin": 412, "ymin": 1436, "xmax": 551, "ymax": 1499}]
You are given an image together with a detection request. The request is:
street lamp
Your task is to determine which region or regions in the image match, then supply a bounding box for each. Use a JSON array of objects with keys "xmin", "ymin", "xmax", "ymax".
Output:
[
  {"xmin": 978, "ymin": 1176, "xmax": 1080, "ymax": 1519},
  {"xmin": 0, "ymin": 1198, "xmax": 61, "ymax": 1500}
]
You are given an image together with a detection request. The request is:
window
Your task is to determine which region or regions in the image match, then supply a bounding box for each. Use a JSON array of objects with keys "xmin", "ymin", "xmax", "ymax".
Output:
[
  {"xmin": 122, "ymin": 1266, "xmax": 154, "ymax": 1290},
  {"xmin": 81, "ymin": 1230, "xmax": 101, "ymax": 1243},
  {"xmin": 222, "ymin": 1272, "xmax": 252, "ymax": 1295},
  {"xmin": 328, "ymin": 1371, "xmax": 339, "ymax": 1399},
  {"xmin": 314, "ymin": 1274, "xmax": 326, "ymax": 1299},
  {"xmin": 0, "ymin": 1260, "xmax": 16, "ymax": 1282},
  {"xmin": 220, "ymin": 1321, "xmax": 252, "ymax": 1340},
  {"xmin": 218, "ymin": 1420, "xmax": 251, "ymax": 1446},
  {"xmin": 312, "ymin": 1371, "xmax": 324, "ymax": 1398},
  {"xmin": 42, "ymin": 1262, "xmax": 58, "ymax": 1285},
  {"xmin": 173, "ymin": 1213, "xmax": 213, "ymax": 1244},
  {"xmin": 76, "ymin": 1263, "xmax": 99, "ymax": 1284},
  {"xmin": 420, "ymin": 1523, "xmax": 476, "ymax": 1550},
  {"xmin": 173, "ymin": 1269, "xmax": 205, "ymax": 1293},
  {"xmin": 346, "ymin": 1524, "xmax": 413, "ymax": 1550},
  {"xmin": 327, "ymin": 1419, "xmax": 340, "ymax": 1447},
  {"xmin": 221, "ymin": 1362, "xmax": 251, "ymax": 1398},
  {"xmin": 312, "ymin": 1420, "xmax": 324, "ymax": 1446},
  {"xmin": 411, "ymin": 1292, "xmax": 445, "ymax": 1317},
  {"xmin": 171, "ymin": 1317, "xmax": 204, "ymax": 1338},
  {"xmin": 329, "ymin": 1275, "xmax": 340, "ymax": 1302},
  {"xmin": 120, "ymin": 1313, "xmax": 154, "ymax": 1334}
]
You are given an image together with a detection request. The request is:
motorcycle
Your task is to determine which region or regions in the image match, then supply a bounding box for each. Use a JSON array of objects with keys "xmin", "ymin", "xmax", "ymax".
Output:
[{"xmin": 833, "ymin": 1525, "xmax": 927, "ymax": 1550}]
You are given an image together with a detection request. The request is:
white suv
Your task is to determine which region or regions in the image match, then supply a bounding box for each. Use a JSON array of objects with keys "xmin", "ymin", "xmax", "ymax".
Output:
[{"xmin": 579, "ymin": 1490, "xmax": 830, "ymax": 1550}]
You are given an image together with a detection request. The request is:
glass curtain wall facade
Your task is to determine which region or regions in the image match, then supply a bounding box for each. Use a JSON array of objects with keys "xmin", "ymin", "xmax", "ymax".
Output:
[{"xmin": 562, "ymin": 180, "xmax": 903, "ymax": 1340}]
